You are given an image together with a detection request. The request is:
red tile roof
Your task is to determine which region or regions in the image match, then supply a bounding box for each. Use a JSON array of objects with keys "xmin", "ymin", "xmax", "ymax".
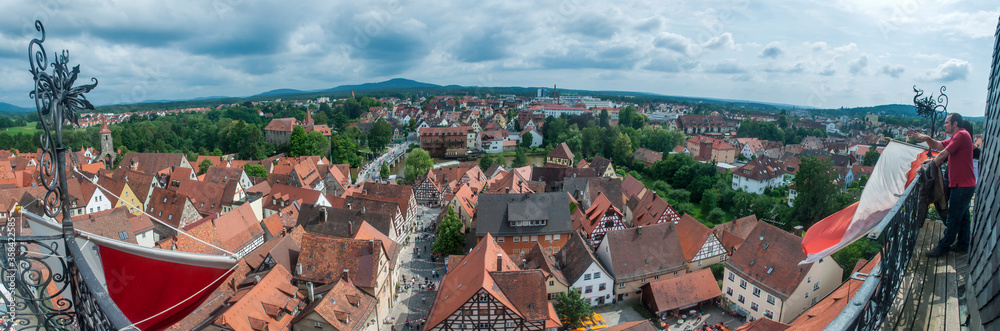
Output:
[
  {"xmin": 297, "ymin": 233, "xmax": 382, "ymax": 288},
  {"xmin": 212, "ymin": 264, "xmax": 301, "ymax": 331},
  {"xmin": 292, "ymin": 277, "xmax": 376, "ymax": 329},
  {"xmin": 547, "ymin": 142, "xmax": 575, "ymax": 161},
  {"xmin": 713, "ymin": 215, "xmax": 759, "ymax": 253},
  {"xmin": 69, "ymin": 206, "xmax": 139, "ymax": 244},
  {"xmin": 735, "ymin": 318, "xmax": 790, "ymax": 331},
  {"xmin": 675, "ymin": 214, "xmax": 713, "ymax": 262},
  {"xmin": 787, "ymin": 254, "xmax": 881, "ymax": 330},
  {"xmin": 641, "ymin": 268, "xmax": 721, "ymax": 313},
  {"xmin": 213, "ymin": 203, "xmax": 264, "ymax": 254},
  {"xmin": 724, "ymin": 222, "xmax": 812, "ymax": 300}
]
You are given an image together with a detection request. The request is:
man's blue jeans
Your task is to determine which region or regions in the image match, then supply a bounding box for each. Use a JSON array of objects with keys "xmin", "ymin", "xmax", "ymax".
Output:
[{"xmin": 937, "ymin": 186, "xmax": 974, "ymax": 251}]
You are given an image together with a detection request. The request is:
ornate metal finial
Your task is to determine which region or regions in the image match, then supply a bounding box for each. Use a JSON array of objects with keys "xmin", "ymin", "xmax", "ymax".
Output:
[
  {"xmin": 29, "ymin": 20, "xmax": 98, "ymax": 218},
  {"xmin": 912, "ymin": 85, "xmax": 948, "ymax": 138}
]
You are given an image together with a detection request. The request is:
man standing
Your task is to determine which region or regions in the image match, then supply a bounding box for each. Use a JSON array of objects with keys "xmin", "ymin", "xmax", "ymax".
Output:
[{"xmin": 912, "ymin": 113, "xmax": 976, "ymax": 256}]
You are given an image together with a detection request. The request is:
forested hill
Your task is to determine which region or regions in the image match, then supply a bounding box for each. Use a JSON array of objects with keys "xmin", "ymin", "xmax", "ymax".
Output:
[{"xmin": 810, "ymin": 104, "xmax": 916, "ymax": 118}]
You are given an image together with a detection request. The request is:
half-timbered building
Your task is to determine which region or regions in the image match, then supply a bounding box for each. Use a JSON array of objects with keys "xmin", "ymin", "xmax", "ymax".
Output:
[
  {"xmin": 415, "ymin": 171, "xmax": 444, "ymax": 207},
  {"xmin": 675, "ymin": 214, "xmax": 728, "ymax": 271},
  {"xmin": 576, "ymin": 192, "xmax": 626, "ymax": 249},
  {"xmin": 425, "ymin": 234, "xmax": 561, "ymax": 331}
]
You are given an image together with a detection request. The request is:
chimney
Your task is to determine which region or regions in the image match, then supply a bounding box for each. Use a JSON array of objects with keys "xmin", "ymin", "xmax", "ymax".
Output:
[
  {"xmin": 361, "ymin": 206, "xmax": 367, "ymax": 214},
  {"xmin": 793, "ymin": 225, "xmax": 804, "ymax": 237},
  {"xmin": 349, "ymin": 221, "xmax": 354, "ymax": 235},
  {"xmin": 497, "ymin": 254, "xmax": 503, "ymax": 271},
  {"xmin": 637, "ymin": 226, "xmax": 643, "ymax": 235},
  {"xmin": 296, "ymin": 263, "xmax": 303, "ymax": 275},
  {"xmin": 342, "ymin": 269, "xmax": 351, "ymax": 282},
  {"xmin": 307, "ymin": 282, "xmax": 316, "ymax": 302},
  {"xmin": 320, "ymin": 207, "xmax": 328, "ymax": 223}
]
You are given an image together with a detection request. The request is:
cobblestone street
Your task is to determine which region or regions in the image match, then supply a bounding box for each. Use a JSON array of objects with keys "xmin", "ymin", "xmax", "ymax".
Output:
[{"xmin": 387, "ymin": 206, "xmax": 443, "ymax": 331}]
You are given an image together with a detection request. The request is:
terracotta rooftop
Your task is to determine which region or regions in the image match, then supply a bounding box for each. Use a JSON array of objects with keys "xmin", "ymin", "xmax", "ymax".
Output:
[
  {"xmin": 117, "ymin": 152, "xmax": 191, "ymax": 176},
  {"xmin": 547, "ymin": 142, "xmax": 575, "ymax": 161},
  {"xmin": 600, "ymin": 222, "xmax": 687, "ymax": 282},
  {"xmin": 724, "ymin": 222, "xmax": 812, "ymax": 301},
  {"xmin": 605, "ymin": 320, "xmax": 658, "ymax": 331},
  {"xmin": 556, "ymin": 233, "xmax": 607, "ymax": 285},
  {"xmin": 69, "ymin": 206, "xmax": 139, "ymax": 244},
  {"xmin": 523, "ymin": 242, "xmax": 568, "ymax": 287},
  {"xmin": 297, "ymin": 233, "xmax": 382, "ymax": 288},
  {"xmin": 675, "ymin": 214, "xmax": 713, "ymax": 262},
  {"xmin": 641, "ymin": 268, "xmax": 722, "ymax": 313},
  {"xmin": 212, "ymin": 203, "xmax": 265, "ymax": 254},
  {"xmin": 713, "ymin": 215, "xmax": 760, "ymax": 254},
  {"xmin": 292, "ymin": 277, "xmax": 376, "ymax": 330},
  {"xmin": 211, "ymin": 264, "xmax": 301, "ymax": 331}
]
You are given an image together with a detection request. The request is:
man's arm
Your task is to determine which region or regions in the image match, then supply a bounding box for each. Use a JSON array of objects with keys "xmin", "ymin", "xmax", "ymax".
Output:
[
  {"xmin": 933, "ymin": 148, "xmax": 950, "ymax": 166},
  {"xmin": 911, "ymin": 132, "xmax": 945, "ymax": 150}
]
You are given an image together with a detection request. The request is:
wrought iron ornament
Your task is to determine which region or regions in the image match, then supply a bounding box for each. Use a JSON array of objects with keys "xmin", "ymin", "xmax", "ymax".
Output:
[
  {"xmin": 912, "ymin": 85, "xmax": 949, "ymax": 138},
  {"xmin": 28, "ymin": 20, "xmax": 98, "ymax": 218}
]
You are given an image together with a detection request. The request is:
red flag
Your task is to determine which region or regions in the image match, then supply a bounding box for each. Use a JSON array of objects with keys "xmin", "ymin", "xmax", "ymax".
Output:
[{"xmin": 99, "ymin": 245, "xmax": 234, "ymax": 330}]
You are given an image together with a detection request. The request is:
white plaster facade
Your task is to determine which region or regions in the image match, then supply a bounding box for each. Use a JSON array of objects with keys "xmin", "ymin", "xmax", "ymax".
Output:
[
  {"xmin": 722, "ymin": 258, "xmax": 843, "ymax": 323},
  {"xmin": 569, "ymin": 262, "xmax": 615, "ymax": 307}
]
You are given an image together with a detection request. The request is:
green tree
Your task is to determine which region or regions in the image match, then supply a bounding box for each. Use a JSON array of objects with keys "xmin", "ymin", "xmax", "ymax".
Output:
[
  {"xmin": 380, "ymin": 163, "xmax": 390, "ymax": 178},
  {"xmin": 554, "ymin": 288, "xmax": 593, "ymax": 329},
  {"xmin": 289, "ymin": 125, "xmax": 308, "ymax": 157},
  {"xmin": 701, "ymin": 189, "xmax": 719, "ymax": 215},
  {"xmin": 521, "ymin": 132, "xmax": 534, "ymax": 148},
  {"xmin": 791, "ymin": 156, "xmax": 840, "ymax": 227},
  {"xmin": 862, "ymin": 146, "xmax": 880, "ymax": 166},
  {"xmin": 599, "ymin": 109, "xmax": 610, "ymax": 127},
  {"xmin": 198, "ymin": 158, "xmax": 213, "ymax": 175},
  {"xmin": 368, "ymin": 118, "xmax": 392, "ymax": 152},
  {"xmin": 511, "ymin": 147, "xmax": 528, "ymax": 167},
  {"xmin": 432, "ymin": 206, "xmax": 465, "ymax": 255},
  {"xmin": 612, "ymin": 132, "xmax": 633, "ymax": 166},
  {"xmin": 707, "ymin": 208, "xmax": 727, "ymax": 225},
  {"xmin": 330, "ymin": 133, "xmax": 362, "ymax": 167},
  {"xmin": 244, "ymin": 164, "xmax": 268, "ymax": 179},
  {"xmin": 777, "ymin": 115, "xmax": 789, "ymax": 129},
  {"xmin": 479, "ymin": 154, "xmax": 494, "ymax": 171},
  {"xmin": 618, "ymin": 106, "xmax": 637, "ymax": 129},
  {"xmin": 404, "ymin": 148, "xmax": 433, "ymax": 183}
]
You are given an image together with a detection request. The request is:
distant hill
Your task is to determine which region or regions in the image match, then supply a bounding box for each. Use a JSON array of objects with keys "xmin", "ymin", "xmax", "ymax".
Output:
[
  {"xmin": 320, "ymin": 78, "xmax": 441, "ymax": 92},
  {"xmin": 252, "ymin": 89, "xmax": 308, "ymax": 98},
  {"xmin": 0, "ymin": 102, "xmax": 32, "ymax": 113},
  {"xmin": 811, "ymin": 104, "xmax": 917, "ymax": 118}
]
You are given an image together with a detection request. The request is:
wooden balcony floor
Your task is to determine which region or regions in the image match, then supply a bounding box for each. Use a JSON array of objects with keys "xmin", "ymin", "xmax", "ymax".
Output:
[{"xmin": 884, "ymin": 219, "xmax": 984, "ymax": 331}]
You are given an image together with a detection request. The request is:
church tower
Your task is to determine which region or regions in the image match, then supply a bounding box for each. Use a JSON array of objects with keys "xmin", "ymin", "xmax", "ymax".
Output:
[{"xmin": 97, "ymin": 114, "xmax": 116, "ymax": 168}]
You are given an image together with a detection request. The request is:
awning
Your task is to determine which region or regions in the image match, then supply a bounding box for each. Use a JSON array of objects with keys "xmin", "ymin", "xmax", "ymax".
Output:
[{"xmin": 730, "ymin": 304, "xmax": 749, "ymax": 316}]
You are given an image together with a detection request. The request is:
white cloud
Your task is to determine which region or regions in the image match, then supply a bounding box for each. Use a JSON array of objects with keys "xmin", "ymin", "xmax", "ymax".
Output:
[
  {"xmin": 848, "ymin": 55, "xmax": 868, "ymax": 75},
  {"xmin": 654, "ymin": 32, "xmax": 694, "ymax": 55},
  {"xmin": 759, "ymin": 41, "xmax": 784, "ymax": 58},
  {"xmin": 701, "ymin": 32, "xmax": 739, "ymax": 51},
  {"xmin": 923, "ymin": 59, "xmax": 970, "ymax": 82},
  {"xmin": 880, "ymin": 64, "xmax": 904, "ymax": 78}
]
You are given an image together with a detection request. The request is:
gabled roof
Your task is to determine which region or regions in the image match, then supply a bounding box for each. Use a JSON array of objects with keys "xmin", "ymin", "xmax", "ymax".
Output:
[
  {"xmin": 523, "ymin": 243, "xmax": 568, "ymax": 286},
  {"xmin": 292, "ymin": 277, "xmax": 376, "ymax": 330},
  {"xmin": 300, "ymin": 204, "xmax": 395, "ymax": 240},
  {"xmin": 580, "ymin": 192, "xmax": 622, "ymax": 236},
  {"xmin": 213, "ymin": 203, "xmax": 264, "ymax": 253},
  {"xmin": 95, "ymin": 176, "xmax": 127, "ymax": 206},
  {"xmin": 291, "ymin": 161, "xmax": 322, "ymax": 188},
  {"xmin": 641, "ymin": 268, "xmax": 722, "ymax": 313},
  {"xmin": 600, "ymin": 222, "xmax": 687, "ymax": 281},
  {"xmin": 724, "ymin": 222, "xmax": 814, "ymax": 300},
  {"xmin": 547, "ymin": 142, "xmax": 575, "ymax": 161},
  {"xmin": 475, "ymin": 193, "xmax": 572, "ymax": 237},
  {"xmin": 621, "ymin": 175, "xmax": 647, "ymax": 200},
  {"xmin": 713, "ymin": 215, "xmax": 759, "ymax": 253},
  {"xmin": 586, "ymin": 178, "xmax": 624, "ymax": 212},
  {"xmin": 588, "ymin": 156, "xmax": 614, "ymax": 173},
  {"xmin": 176, "ymin": 179, "xmax": 227, "ymax": 215},
  {"xmin": 735, "ymin": 317, "xmax": 791, "ymax": 331},
  {"xmin": 675, "ymin": 214, "xmax": 713, "ymax": 262},
  {"xmin": 203, "ymin": 166, "xmax": 245, "ymax": 186},
  {"xmin": 212, "ymin": 264, "xmax": 301, "ymax": 331},
  {"xmin": 297, "ymin": 233, "xmax": 382, "ymax": 287},
  {"xmin": 118, "ymin": 153, "xmax": 190, "ymax": 176},
  {"xmin": 266, "ymin": 184, "xmax": 326, "ymax": 210},
  {"xmin": 109, "ymin": 168, "xmax": 158, "ymax": 202},
  {"xmin": 451, "ymin": 184, "xmax": 477, "ymax": 217},
  {"xmin": 353, "ymin": 221, "xmax": 400, "ymax": 269},
  {"xmin": 69, "ymin": 206, "xmax": 139, "ymax": 244},
  {"xmin": 556, "ymin": 233, "xmax": 607, "ymax": 285},
  {"xmin": 632, "ymin": 148, "xmax": 663, "ymax": 165},
  {"xmin": 630, "ymin": 192, "xmax": 681, "ymax": 227},
  {"xmin": 426, "ymin": 234, "xmax": 559, "ymax": 329},
  {"xmin": 734, "ymin": 156, "xmax": 784, "ymax": 181}
]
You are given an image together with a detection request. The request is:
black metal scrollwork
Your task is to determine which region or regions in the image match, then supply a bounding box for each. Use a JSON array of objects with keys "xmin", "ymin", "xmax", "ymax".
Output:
[
  {"xmin": 913, "ymin": 85, "xmax": 949, "ymax": 138},
  {"xmin": 29, "ymin": 20, "xmax": 98, "ymax": 218}
]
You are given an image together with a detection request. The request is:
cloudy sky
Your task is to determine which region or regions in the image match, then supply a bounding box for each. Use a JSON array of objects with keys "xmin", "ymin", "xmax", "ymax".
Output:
[{"xmin": 0, "ymin": 0, "xmax": 996, "ymax": 116}]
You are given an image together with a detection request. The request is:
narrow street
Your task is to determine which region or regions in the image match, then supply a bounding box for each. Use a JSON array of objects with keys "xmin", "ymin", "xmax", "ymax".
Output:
[{"xmin": 387, "ymin": 206, "xmax": 443, "ymax": 331}]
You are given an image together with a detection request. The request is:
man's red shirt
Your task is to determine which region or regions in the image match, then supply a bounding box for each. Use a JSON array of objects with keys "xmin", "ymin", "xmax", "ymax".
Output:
[{"xmin": 942, "ymin": 128, "xmax": 975, "ymax": 187}]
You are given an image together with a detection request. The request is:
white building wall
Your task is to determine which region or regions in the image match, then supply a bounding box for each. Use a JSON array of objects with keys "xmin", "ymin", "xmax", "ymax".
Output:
[
  {"xmin": 570, "ymin": 263, "xmax": 614, "ymax": 307},
  {"xmin": 85, "ymin": 190, "xmax": 113, "ymax": 214}
]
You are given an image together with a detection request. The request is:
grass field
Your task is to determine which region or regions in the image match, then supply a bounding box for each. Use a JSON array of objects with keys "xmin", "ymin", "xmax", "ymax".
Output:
[{"xmin": 0, "ymin": 122, "xmax": 39, "ymax": 135}]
